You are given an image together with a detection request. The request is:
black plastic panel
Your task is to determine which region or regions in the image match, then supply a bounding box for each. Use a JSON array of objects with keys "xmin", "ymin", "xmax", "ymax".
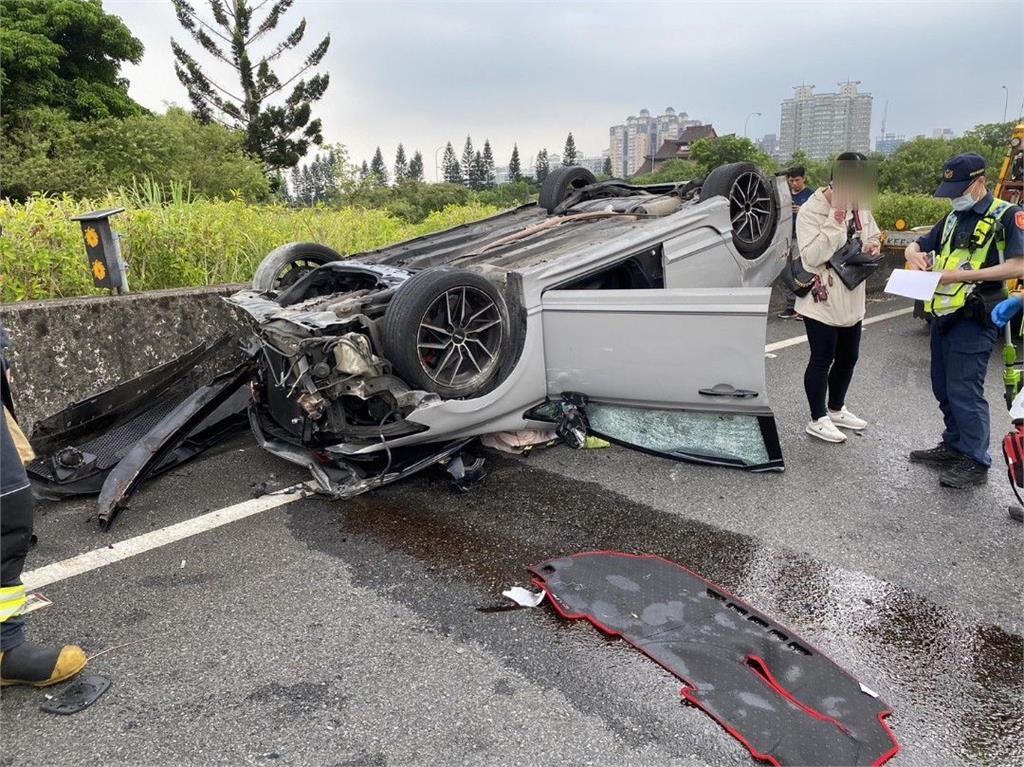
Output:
[{"xmin": 529, "ymin": 552, "xmax": 898, "ymax": 766}]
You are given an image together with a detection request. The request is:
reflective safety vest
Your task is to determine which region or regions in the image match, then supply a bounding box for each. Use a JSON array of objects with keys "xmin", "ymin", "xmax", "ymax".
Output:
[
  {"xmin": 0, "ymin": 583, "xmax": 26, "ymax": 623},
  {"xmin": 926, "ymin": 198, "xmax": 1011, "ymax": 315}
]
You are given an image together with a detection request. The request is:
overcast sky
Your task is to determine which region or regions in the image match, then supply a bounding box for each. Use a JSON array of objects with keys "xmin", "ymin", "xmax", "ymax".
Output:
[{"xmin": 109, "ymin": 0, "xmax": 1024, "ymax": 177}]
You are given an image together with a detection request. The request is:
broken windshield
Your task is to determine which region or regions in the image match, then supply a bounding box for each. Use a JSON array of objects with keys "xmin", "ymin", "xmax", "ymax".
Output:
[{"xmin": 585, "ymin": 403, "xmax": 772, "ymax": 467}]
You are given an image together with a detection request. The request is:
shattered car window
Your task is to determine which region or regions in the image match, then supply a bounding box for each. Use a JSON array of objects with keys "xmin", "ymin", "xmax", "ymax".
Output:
[{"xmin": 585, "ymin": 403, "xmax": 770, "ymax": 466}]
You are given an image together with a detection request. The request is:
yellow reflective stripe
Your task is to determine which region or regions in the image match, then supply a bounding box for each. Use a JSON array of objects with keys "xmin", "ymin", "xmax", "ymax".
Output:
[
  {"xmin": 927, "ymin": 199, "xmax": 1012, "ymax": 315},
  {"xmin": 0, "ymin": 584, "xmax": 27, "ymax": 622}
]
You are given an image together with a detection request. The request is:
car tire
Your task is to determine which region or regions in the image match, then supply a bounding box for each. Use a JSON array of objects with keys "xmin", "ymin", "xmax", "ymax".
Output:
[
  {"xmin": 539, "ymin": 166, "xmax": 597, "ymax": 213},
  {"xmin": 382, "ymin": 267, "xmax": 511, "ymax": 399},
  {"xmin": 251, "ymin": 242, "xmax": 344, "ymax": 292},
  {"xmin": 700, "ymin": 162, "xmax": 778, "ymax": 258}
]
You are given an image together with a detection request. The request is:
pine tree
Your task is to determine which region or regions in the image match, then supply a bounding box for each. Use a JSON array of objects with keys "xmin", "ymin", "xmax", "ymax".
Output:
[
  {"xmin": 394, "ymin": 143, "xmax": 408, "ymax": 182},
  {"xmin": 461, "ymin": 136, "xmax": 475, "ymax": 186},
  {"xmin": 466, "ymin": 150, "xmax": 482, "ymax": 191},
  {"xmin": 508, "ymin": 144, "xmax": 522, "ymax": 182},
  {"xmin": 408, "ymin": 150, "xmax": 424, "ymax": 182},
  {"xmin": 535, "ymin": 149, "xmax": 550, "ymax": 183},
  {"xmin": 602, "ymin": 156, "xmax": 613, "ymax": 177},
  {"xmin": 290, "ymin": 165, "xmax": 304, "ymax": 203},
  {"xmin": 359, "ymin": 160, "xmax": 369, "ymax": 181},
  {"xmin": 442, "ymin": 142, "xmax": 462, "ymax": 184},
  {"xmin": 171, "ymin": 0, "xmax": 330, "ymax": 171},
  {"xmin": 369, "ymin": 146, "xmax": 388, "ymax": 185},
  {"xmin": 481, "ymin": 139, "xmax": 496, "ymax": 188},
  {"xmin": 562, "ymin": 133, "xmax": 578, "ymax": 166}
]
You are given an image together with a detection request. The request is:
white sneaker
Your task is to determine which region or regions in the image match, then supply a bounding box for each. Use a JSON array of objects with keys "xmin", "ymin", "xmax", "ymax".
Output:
[
  {"xmin": 828, "ymin": 406, "xmax": 867, "ymax": 431},
  {"xmin": 806, "ymin": 416, "xmax": 847, "ymax": 443}
]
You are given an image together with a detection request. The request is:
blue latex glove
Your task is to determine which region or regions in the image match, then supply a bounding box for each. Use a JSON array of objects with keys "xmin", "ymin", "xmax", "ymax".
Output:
[{"xmin": 991, "ymin": 295, "xmax": 1024, "ymax": 328}]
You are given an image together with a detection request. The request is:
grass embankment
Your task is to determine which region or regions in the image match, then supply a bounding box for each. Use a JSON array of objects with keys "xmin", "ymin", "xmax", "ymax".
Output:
[{"xmin": 0, "ymin": 194, "xmax": 499, "ymax": 301}]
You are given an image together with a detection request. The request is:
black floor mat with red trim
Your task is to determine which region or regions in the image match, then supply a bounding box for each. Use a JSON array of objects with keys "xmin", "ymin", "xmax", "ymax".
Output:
[{"xmin": 529, "ymin": 552, "xmax": 899, "ymax": 766}]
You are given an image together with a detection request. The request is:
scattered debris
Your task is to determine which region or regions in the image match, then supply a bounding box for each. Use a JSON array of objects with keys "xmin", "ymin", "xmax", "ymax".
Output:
[
  {"xmin": 479, "ymin": 429, "xmax": 557, "ymax": 454},
  {"xmin": 501, "ymin": 586, "xmax": 546, "ymax": 608},
  {"xmin": 40, "ymin": 675, "xmax": 111, "ymax": 715},
  {"xmin": 444, "ymin": 453, "xmax": 487, "ymax": 492},
  {"xmin": 22, "ymin": 592, "xmax": 52, "ymax": 615}
]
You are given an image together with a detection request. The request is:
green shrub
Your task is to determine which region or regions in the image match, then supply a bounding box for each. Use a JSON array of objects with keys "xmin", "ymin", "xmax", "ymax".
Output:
[
  {"xmin": 0, "ymin": 193, "xmax": 498, "ymax": 301},
  {"xmin": 1, "ymin": 107, "xmax": 270, "ymax": 202},
  {"xmin": 873, "ymin": 192, "xmax": 950, "ymax": 231}
]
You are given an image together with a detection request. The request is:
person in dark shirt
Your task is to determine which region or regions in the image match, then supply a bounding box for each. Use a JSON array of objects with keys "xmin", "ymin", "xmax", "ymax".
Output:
[
  {"xmin": 779, "ymin": 166, "xmax": 815, "ymax": 319},
  {"xmin": 0, "ymin": 323, "xmax": 87, "ymax": 686},
  {"xmin": 904, "ymin": 152, "xmax": 1024, "ymax": 489}
]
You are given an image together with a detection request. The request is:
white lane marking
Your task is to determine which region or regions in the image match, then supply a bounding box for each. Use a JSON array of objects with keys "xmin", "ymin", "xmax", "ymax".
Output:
[
  {"xmin": 22, "ymin": 484, "xmax": 310, "ymax": 590},
  {"xmin": 765, "ymin": 306, "xmax": 914, "ymax": 353}
]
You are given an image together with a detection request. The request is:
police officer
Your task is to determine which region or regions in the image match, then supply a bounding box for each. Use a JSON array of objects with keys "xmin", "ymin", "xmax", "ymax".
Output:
[{"xmin": 905, "ymin": 152, "xmax": 1024, "ymax": 488}]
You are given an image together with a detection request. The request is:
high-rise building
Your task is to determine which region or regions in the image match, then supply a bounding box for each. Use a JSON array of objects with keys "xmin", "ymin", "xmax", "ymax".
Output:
[
  {"xmin": 875, "ymin": 133, "xmax": 906, "ymax": 156},
  {"xmin": 932, "ymin": 128, "xmax": 957, "ymax": 140},
  {"xmin": 778, "ymin": 82, "xmax": 872, "ymax": 161},
  {"xmin": 757, "ymin": 133, "xmax": 779, "ymax": 159},
  {"xmin": 609, "ymin": 107, "xmax": 702, "ymax": 176}
]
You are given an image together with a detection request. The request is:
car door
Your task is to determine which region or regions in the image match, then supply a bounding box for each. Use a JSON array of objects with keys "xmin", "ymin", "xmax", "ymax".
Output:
[{"xmin": 538, "ymin": 287, "xmax": 782, "ymax": 471}]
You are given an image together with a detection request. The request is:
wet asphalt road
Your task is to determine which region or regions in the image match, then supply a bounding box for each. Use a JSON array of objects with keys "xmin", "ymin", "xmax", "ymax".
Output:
[{"xmin": 2, "ymin": 295, "xmax": 1022, "ymax": 767}]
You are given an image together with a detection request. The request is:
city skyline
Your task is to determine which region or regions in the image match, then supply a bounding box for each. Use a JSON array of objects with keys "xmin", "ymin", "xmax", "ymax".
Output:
[{"xmin": 108, "ymin": 1, "xmax": 1023, "ymax": 178}]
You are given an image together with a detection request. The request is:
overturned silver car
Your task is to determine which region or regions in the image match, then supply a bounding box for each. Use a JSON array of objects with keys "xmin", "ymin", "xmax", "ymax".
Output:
[
  {"xmin": 29, "ymin": 163, "xmax": 791, "ymax": 525},
  {"xmin": 227, "ymin": 163, "xmax": 791, "ymax": 497}
]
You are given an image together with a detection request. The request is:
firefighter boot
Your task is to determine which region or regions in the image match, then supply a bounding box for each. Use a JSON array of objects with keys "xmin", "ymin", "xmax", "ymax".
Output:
[{"xmin": 1, "ymin": 641, "xmax": 87, "ymax": 687}]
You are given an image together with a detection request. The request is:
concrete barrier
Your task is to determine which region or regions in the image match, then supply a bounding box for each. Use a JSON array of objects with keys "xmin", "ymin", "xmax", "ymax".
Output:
[{"xmin": 0, "ymin": 285, "xmax": 246, "ymax": 434}]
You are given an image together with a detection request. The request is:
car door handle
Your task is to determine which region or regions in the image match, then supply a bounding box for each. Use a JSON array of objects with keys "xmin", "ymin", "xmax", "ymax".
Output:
[{"xmin": 699, "ymin": 384, "xmax": 759, "ymax": 399}]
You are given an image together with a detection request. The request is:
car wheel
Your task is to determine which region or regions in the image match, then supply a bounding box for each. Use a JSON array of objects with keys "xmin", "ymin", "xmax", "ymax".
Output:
[
  {"xmin": 251, "ymin": 242, "xmax": 344, "ymax": 292},
  {"xmin": 382, "ymin": 267, "xmax": 511, "ymax": 399},
  {"xmin": 700, "ymin": 162, "xmax": 778, "ymax": 258},
  {"xmin": 539, "ymin": 166, "xmax": 598, "ymax": 213}
]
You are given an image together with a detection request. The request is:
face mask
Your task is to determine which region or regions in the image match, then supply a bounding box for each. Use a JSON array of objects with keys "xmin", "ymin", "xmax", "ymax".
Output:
[{"xmin": 951, "ymin": 192, "xmax": 976, "ymax": 211}]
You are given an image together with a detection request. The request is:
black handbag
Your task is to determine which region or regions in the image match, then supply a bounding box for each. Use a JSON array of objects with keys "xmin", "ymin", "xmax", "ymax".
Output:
[
  {"xmin": 780, "ymin": 245, "xmax": 817, "ymax": 297},
  {"xmin": 828, "ymin": 211, "xmax": 881, "ymax": 290}
]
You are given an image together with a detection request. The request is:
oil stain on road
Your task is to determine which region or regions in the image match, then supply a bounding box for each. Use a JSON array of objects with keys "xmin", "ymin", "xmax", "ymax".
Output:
[{"xmin": 286, "ymin": 455, "xmax": 1022, "ymax": 767}]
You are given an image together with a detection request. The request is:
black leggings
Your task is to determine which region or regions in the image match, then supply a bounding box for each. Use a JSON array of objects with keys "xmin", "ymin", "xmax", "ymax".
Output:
[{"xmin": 803, "ymin": 317, "xmax": 862, "ymax": 420}]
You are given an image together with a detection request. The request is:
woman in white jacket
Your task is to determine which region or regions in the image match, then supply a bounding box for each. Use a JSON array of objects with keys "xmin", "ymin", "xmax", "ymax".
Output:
[{"xmin": 794, "ymin": 152, "xmax": 881, "ymax": 443}]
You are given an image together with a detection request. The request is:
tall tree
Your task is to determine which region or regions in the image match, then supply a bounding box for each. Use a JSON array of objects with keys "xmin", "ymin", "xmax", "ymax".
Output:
[
  {"xmin": 394, "ymin": 143, "xmax": 408, "ymax": 181},
  {"xmin": 481, "ymin": 139, "xmax": 496, "ymax": 188},
  {"xmin": 442, "ymin": 142, "xmax": 462, "ymax": 184},
  {"xmin": 562, "ymin": 132, "xmax": 578, "ymax": 166},
  {"xmin": 508, "ymin": 144, "xmax": 522, "ymax": 182},
  {"xmin": 359, "ymin": 160, "xmax": 369, "ymax": 181},
  {"xmin": 0, "ymin": 0, "xmax": 145, "ymax": 121},
  {"xmin": 170, "ymin": 0, "xmax": 330, "ymax": 171},
  {"xmin": 408, "ymin": 150, "xmax": 424, "ymax": 182},
  {"xmin": 602, "ymin": 156, "xmax": 613, "ymax": 177},
  {"xmin": 535, "ymin": 148, "xmax": 550, "ymax": 183},
  {"xmin": 369, "ymin": 146, "xmax": 388, "ymax": 185},
  {"xmin": 461, "ymin": 136, "xmax": 475, "ymax": 186}
]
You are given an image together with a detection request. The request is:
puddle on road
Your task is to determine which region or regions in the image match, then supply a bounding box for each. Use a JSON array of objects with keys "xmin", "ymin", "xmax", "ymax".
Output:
[{"xmin": 286, "ymin": 456, "xmax": 1022, "ymax": 766}]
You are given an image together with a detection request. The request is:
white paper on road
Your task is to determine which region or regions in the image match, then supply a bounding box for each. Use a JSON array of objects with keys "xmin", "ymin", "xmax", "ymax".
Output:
[
  {"xmin": 502, "ymin": 586, "xmax": 546, "ymax": 608},
  {"xmin": 884, "ymin": 269, "xmax": 941, "ymax": 301}
]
